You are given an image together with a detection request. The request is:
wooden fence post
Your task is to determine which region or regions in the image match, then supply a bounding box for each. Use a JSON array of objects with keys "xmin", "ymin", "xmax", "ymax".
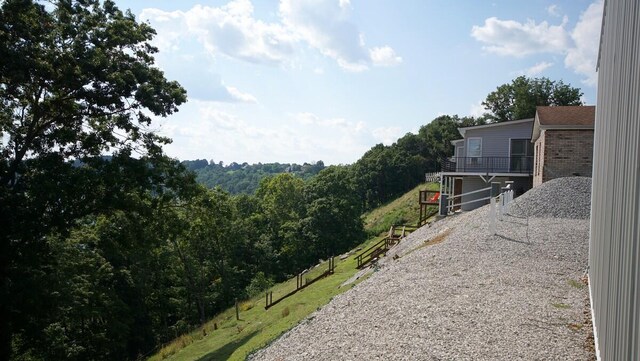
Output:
[{"xmin": 235, "ymin": 298, "xmax": 239, "ymax": 320}]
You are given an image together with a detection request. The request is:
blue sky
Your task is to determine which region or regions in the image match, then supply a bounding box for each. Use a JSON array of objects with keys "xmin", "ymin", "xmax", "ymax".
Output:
[{"xmin": 118, "ymin": 0, "xmax": 603, "ymax": 165}]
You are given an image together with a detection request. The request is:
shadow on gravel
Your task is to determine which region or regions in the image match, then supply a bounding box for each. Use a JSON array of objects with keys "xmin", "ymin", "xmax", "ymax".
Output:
[
  {"xmin": 196, "ymin": 330, "xmax": 259, "ymax": 361},
  {"xmin": 501, "ymin": 216, "xmax": 528, "ymax": 226},
  {"xmin": 495, "ymin": 234, "xmax": 531, "ymax": 245}
]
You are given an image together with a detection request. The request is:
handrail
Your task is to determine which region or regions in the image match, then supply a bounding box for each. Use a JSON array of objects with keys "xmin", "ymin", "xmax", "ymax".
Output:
[
  {"xmin": 441, "ymin": 156, "xmax": 533, "ymax": 174},
  {"xmin": 355, "ymin": 225, "xmax": 415, "ymax": 268},
  {"xmin": 446, "ymin": 186, "xmax": 491, "ymax": 201}
]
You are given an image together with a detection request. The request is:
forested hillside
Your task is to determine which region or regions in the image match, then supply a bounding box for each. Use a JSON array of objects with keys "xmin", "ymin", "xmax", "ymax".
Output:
[{"xmin": 182, "ymin": 160, "xmax": 325, "ymax": 194}]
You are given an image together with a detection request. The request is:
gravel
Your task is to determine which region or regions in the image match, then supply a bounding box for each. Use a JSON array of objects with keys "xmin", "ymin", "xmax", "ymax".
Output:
[
  {"xmin": 508, "ymin": 177, "xmax": 592, "ymax": 219},
  {"xmin": 249, "ymin": 177, "xmax": 592, "ymax": 361}
]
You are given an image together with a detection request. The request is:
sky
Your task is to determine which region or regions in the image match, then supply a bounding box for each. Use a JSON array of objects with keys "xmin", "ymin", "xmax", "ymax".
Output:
[{"xmin": 116, "ymin": 0, "xmax": 603, "ymax": 165}]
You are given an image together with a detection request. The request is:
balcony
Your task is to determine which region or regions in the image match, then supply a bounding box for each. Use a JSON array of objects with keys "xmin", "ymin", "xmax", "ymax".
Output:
[{"xmin": 441, "ymin": 156, "xmax": 533, "ymax": 174}]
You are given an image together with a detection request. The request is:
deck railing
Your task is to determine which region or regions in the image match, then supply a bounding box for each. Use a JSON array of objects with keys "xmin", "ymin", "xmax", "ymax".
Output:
[{"xmin": 441, "ymin": 156, "xmax": 533, "ymax": 174}]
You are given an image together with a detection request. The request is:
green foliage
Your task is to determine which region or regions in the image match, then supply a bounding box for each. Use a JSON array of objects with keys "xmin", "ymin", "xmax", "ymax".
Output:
[
  {"xmin": 352, "ymin": 115, "xmax": 482, "ymax": 210},
  {"xmin": 148, "ymin": 183, "xmax": 433, "ymax": 361},
  {"xmin": 245, "ymin": 272, "xmax": 274, "ymax": 298},
  {"xmin": 482, "ymin": 76, "xmax": 583, "ymax": 122},
  {"xmin": 185, "ymin": 160, "xmax": 325, "ymax": 194}
]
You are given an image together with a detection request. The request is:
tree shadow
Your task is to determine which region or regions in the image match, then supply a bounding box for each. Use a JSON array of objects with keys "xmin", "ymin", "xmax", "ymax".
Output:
[{"xmin": 196, "ymin": 330, "xmax": 259, "ymax": 361}]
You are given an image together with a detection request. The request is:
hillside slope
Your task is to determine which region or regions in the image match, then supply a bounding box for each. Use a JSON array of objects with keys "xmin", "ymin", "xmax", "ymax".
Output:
[
  {"xmin": 250, "ymin": 178, "xmax": 594, "ymax": 360},
  {"xmin": 149, "ymin": 183, "xmax": 439, "ymax": 361}
]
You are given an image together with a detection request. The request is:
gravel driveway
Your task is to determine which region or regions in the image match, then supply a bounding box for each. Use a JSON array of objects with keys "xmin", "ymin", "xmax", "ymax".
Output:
[{"xmin": 250, "ymin": 178, "xmax": 593, "ymax": 361}]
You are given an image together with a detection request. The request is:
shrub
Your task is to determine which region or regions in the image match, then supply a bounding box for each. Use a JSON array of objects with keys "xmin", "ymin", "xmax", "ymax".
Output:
[{"xmin": 245, "ymin": 272, "xmax": 274, "ymax": 297}]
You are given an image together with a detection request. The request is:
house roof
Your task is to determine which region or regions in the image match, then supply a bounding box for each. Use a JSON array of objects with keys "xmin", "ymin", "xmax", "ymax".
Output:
[
  {"xmin": 532, "ymin": 106, "xmax": 596, "ymax": 141},
  {"xmin": 458, "ymin": 118, "xmax": 534, "ymax": 137}
]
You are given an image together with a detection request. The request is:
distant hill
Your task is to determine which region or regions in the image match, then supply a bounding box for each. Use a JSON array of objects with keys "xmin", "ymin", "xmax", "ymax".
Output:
[{"xmin": 182, "ymin": 159, "xmax": 326, "ymax": 194}]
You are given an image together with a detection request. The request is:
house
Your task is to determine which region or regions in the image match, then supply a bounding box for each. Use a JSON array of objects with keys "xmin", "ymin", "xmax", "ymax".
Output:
[
  {"xmin": 439, "ymin": 118, "xmax": 534, "ymax": 213},
  {"xmin": 531, "ymin": 106, "xmax": 596, "ymax": 187}
]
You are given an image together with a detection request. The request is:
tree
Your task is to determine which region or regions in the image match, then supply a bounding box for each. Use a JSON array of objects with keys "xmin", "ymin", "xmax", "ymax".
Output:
[
  {"xmin": 417, "ymin": 114, "xmax": 483, "ymax": 165},
  {"xmin": 482, "ymin": 76, "xmax": 583, "ymax": 122},
  {"xmin": 302, "ymin": 166, "xmax": 365, "ymax": 259},
  {"xmin": 0, "ymin": 0, "xmax": 186, "ymax": 358}
]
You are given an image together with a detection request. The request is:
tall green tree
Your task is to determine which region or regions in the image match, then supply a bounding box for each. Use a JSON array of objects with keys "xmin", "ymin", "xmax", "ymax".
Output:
[
  {"xmin": 302, "ymin": 166, "xmax": 365, "ymax": 259},
  {"xmin": 0, "ymin": 0, "xmax": 186, "ymax": 358},
  {"xmin": 482, "ymin": 76, "xmax": 583, "ymax": 122}
]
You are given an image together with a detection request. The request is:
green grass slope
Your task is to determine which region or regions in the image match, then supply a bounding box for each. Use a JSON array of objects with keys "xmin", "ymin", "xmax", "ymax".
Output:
[
  {"xmin": 149, "ymin": 182, "xmax": 438, "ymax": 361},
  {"xmin": 363, "ymin": 182, "xmax": 439, "ymax": 236}
]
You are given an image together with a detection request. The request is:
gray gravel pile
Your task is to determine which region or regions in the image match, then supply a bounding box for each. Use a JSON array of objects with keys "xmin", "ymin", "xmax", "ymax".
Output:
[
  {"xmin": 509, "ymin": 177, "xmax": 592, "ymax": 219},
  {"xmin": 250, "ymin": 193, "xmax": 592, "ymax": 360}
]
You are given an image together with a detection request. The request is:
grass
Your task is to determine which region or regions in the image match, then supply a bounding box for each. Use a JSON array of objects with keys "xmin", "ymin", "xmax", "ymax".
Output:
[
  {"xmin": 568, "ymin": 279, "xmax": 586, "ymax": 289},
  {"xmin": 552, "ymin": 302, "xmax": 571, "ymax": 309},
  {"xmin": 148, "ymin": 182, "xmax": 439, "ymax": 361},
  {"xmin": 363, "ymin": 182, "xmax": 440, "ymax": 237}
]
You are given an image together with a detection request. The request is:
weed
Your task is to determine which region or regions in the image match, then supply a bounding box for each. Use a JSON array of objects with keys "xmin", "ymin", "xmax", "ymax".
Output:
[
  {"xmin": 568, "ymin": 279, "xmax": 586, "ymax": 289},
  {"xmin": 568, "ymin": 323, "xmax": 583, "ymax": 331},
  {"xmin": 552, "ymin": 303, "xmax": 571, "ymax": 309},
  {"xmin": 178, "ymin": 334, "xmax": 193, "ymax": 348},
  {"xmin": 241, "ymin": 301, "xmax": 254, "ymax": 311},
  {"xmin": 281, "ymin": 306, "xmax": 290, "ymax": 318}
]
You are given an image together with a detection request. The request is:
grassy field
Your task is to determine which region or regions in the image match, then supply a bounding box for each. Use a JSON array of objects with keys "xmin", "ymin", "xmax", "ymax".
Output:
[
  {"xmin": 149, "ymin": 182, "xmax": 438, "ymax": 361},
  {"xmin": 363, "ymin": 182, "xmax": 440, "ymax": 236}
]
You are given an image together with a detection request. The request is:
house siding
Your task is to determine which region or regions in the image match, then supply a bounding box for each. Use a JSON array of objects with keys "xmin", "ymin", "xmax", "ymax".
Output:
[
  {"xmin": 463, "ymin": 120, "xmax": 533, "ymax": 158},
  {"xmin": 590, "ymin": 0, "xmax": 640, "ymax": 359},
  {"xmin": 533, "ymin": 129, "xmax": 594, "ymax": 187}
]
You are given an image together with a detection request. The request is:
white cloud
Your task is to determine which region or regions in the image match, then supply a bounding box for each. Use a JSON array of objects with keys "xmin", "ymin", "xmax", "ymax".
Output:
[
  {"xmin": 524, "ymin": 61, "xmax": 554, "ymax": 76},
  {"xmin": 371, "ymin": 126, "xmax": 402, "ymax": 145},
  {"xmin": 469, "ymin": 101, "xmax": 486, "ymax": 118},
  {"xmin": 158, "ymin": 104, "xmax": 378, "ymax": 164},
  {"xmin": 471, "ymin": 16, "xmax": 570, "ymax": 57},
  {"xmin": 225, "ymin": 86, "xmax": 258, "ymax": 103},
  {"xmin": 565, "ymin": 0, "xmax": 603, "ymax": 86},
  {"xmin": 292, "ymin": 112, "xmax": 364, "ymax": 131},
  {"xmin": 141, "ymin": 0, "xmax": 401, "ymax": 71},
  {"xmin": 279, "ymin": 0, "xmax": 369, "ymax": 71},
  {"xmin": 471, "ymin": 1, "xmax": 603, "ymax": 86},
  {"xmin": 141, "ymin": 1, "xmax": 296, "ymax": 66},
  {"xmin": 547, "ymin": 4, "xmax": 561, "ymax": 17},
  {"xmin": 370, "ymin": 46, "xmax": 403, "ymax": 66}
]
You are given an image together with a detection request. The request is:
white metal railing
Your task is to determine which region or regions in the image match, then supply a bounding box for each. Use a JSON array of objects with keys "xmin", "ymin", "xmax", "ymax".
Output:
[
  {"xmin": 488, "ymin": 186, "xmax": 515, "ymax": 235},
  {"xmin": 446, "ymin": 186, "xmax": 491, "ymax": 212},
  {"xmin": 425, "ymin": 172, "xmax": 441, "ymax": 182}
]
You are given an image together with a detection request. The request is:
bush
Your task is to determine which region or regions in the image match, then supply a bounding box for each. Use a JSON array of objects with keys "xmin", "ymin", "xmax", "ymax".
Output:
[{"xmin": 245, "ymin": 272, "xmax": 274, "ymax": 298}]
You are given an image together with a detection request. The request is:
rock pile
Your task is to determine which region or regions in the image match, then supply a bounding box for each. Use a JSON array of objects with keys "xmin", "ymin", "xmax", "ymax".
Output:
[{"xmin": 509, "ymin": 177, "xmax": 592, "ymax": 219}]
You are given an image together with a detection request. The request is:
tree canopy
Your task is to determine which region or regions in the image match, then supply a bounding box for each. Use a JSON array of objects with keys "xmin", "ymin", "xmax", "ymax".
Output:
[
  {"xmin": 482, "ymin": 76, "xmax": 583, "ymax": 122},
  {"xmin": 1, "ymin": 0, "xmax": 187, "ymax": 358}
]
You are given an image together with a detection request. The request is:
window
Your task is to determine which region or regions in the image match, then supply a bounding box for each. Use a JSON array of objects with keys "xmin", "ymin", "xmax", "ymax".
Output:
[
  {"xmin": 467, "ymin": 138, "xmax": 482, "ymax": 158},
  {"xmin": 510, "ymin": 139, "xmax": 533, "ymax": 172}
]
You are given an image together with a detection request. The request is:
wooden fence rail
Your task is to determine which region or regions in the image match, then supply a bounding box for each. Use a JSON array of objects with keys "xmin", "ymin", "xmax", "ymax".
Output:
[{"xmin": 265, "ymin": 257, "xmax": 335, "ymax": 310}]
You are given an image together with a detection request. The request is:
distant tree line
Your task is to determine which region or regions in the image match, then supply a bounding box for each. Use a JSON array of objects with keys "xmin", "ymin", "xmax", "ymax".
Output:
[{"xmin": 182, "ymin": 160, "xmax": 326, "ymax": 194}]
